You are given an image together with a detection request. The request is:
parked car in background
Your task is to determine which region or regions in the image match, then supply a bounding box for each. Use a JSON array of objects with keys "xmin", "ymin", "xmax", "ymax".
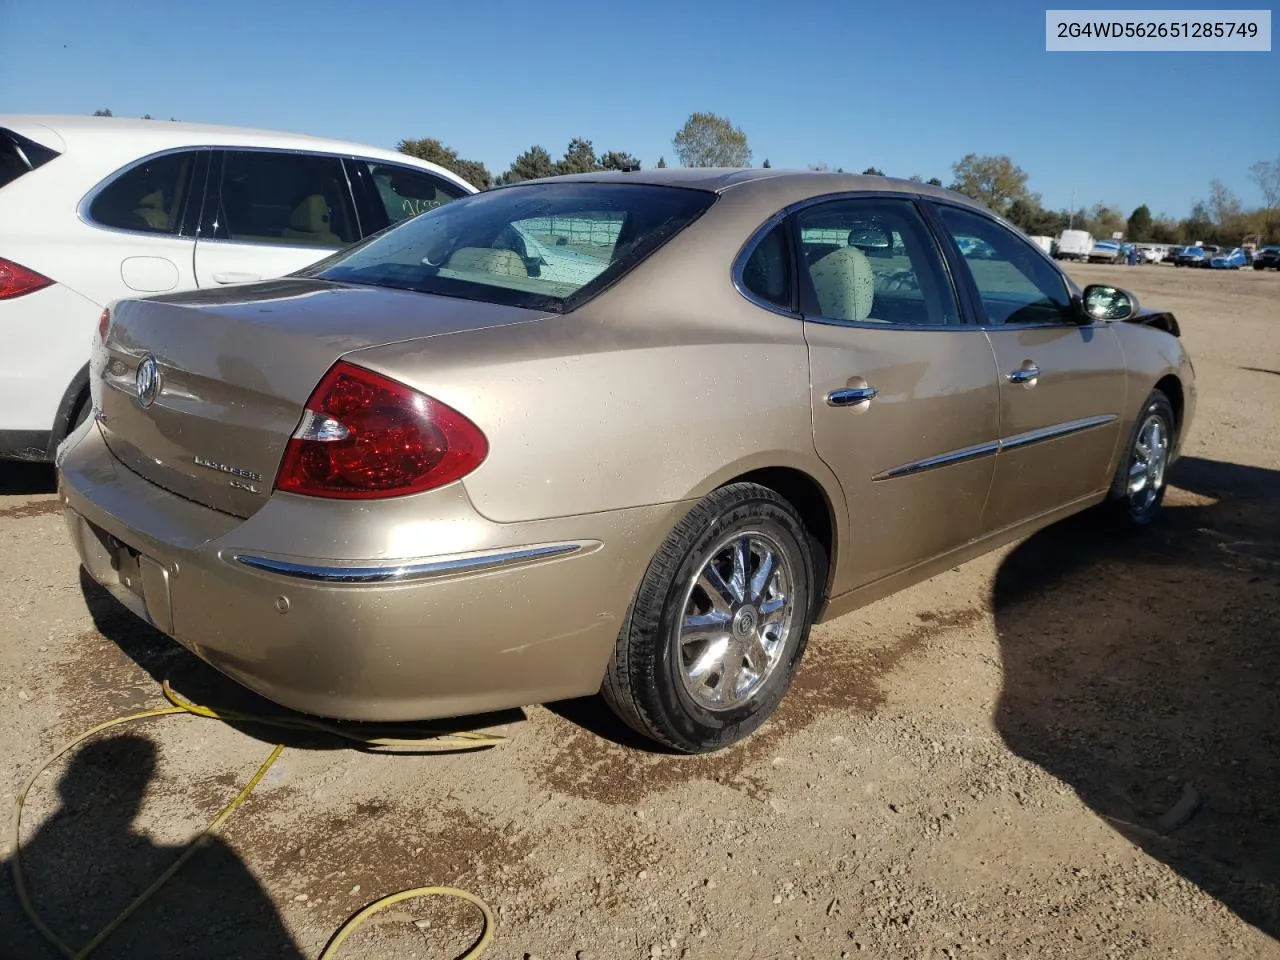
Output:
[
  {"xmin": 1055, "ymin": 229, "xmax": 1094, "ymax": 261},
  {"xmin": 1253, "ymin": 245, "xmax": 1280, "ymax": 270},
  {"xmin": 1173, "ymin": 245, "xmax": 1210, "ymax": 267},
  {"xmin": 1136, "ymin": 245, "xmax": 1164, "ymax": 264},
  {"xmin": 1165, "ymin": 245, "xmax": 1183, "ymax": 264},
  {"xmin": 59, "ymin": 169, "xmax": 1196, "ymax": 753},
  {"xmin": 1088, "ymin": 240, "xmax": 1127, "ymax": 264},
  {"xmin": 1209, "ymin": 247, "xmax": 1249, "ymax": 269},
  {"xmin": 0, "ymin": 115, "xmax": 477, "ymax": 462}
]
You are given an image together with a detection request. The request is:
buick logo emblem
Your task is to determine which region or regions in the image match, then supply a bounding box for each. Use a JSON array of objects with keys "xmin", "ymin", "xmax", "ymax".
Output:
[{"xmin": 135, "ymin": 354, "xmax": 162, "ymax": 408}]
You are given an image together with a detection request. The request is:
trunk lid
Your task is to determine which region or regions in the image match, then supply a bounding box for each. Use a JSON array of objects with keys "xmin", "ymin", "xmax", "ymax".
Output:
[{"xmin": 98, "ymin": 278, "xmax": 545, "ymax": 517}]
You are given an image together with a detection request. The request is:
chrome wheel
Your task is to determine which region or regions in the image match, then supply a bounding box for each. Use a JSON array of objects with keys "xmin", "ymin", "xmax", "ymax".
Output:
[
  {"xmin": 675, "ymin": 531, "xmax": 795, "ymax": 711},
  {"xmin": 1128, "ymin": 412, "xmax": 1170, "ymax": 517}
]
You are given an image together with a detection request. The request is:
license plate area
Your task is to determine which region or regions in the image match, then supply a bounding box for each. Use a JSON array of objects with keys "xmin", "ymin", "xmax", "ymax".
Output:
[
  {"xmin": 106, "ymin": 536, "xmax": 146, "ymax": 600},
  {"xmin": 82, "ymin": 519, "xmax": 175, "ymax": 634}
]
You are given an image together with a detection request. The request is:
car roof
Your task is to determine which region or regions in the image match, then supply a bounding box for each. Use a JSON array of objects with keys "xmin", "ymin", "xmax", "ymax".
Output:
[
  {"xmin": 0, "ymin": 114, "xmax": 476, "ymax": 190},
  {"xmin": 502, "ymin": 167, "xmax": 988, "ymax": 209}
]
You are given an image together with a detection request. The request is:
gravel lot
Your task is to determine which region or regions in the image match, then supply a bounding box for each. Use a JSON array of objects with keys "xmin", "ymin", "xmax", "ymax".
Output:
[{"xmin": 1, "ymin": 263, "xmax": 1277, "ymax": 960}]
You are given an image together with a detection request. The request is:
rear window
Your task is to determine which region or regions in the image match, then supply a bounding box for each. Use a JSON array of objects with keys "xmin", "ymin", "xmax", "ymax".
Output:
[
  {"xmin": 307, "ymin": 182, "xmax": 716, "ymax": 313},
  {"xmin": 0, "ymin": 128, "xmax": 60, "ymax": 191},
  {"xmin": 88, "ymin": 151, "xmax": 199, "ymax": 235}
]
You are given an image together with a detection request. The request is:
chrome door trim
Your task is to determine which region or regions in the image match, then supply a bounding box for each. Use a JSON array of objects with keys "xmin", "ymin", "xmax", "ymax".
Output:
[
  {"xmin": 872, "ymin": 439, "xmax": 1000, "ymax": 481},
  {"xmin": 230, "ymin": 541, "xmax": 592, "ymax": 584},
  {"xmin": 998, "ymin": 414, "xmax": 1118, "ymax": 452},
  {"xmin": 871, "ymin": 414, "xmax": 1118, "ymax": 482}
]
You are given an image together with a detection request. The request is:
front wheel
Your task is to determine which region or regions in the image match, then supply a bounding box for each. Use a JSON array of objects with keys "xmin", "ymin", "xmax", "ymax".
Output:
[
  {"xmin": 1103, "ymin": 390, "xmax": 1175, "ymax": 528},
  {"xmin": 601, "ymin": 483, "xmax": 817, "ymax": 753}
]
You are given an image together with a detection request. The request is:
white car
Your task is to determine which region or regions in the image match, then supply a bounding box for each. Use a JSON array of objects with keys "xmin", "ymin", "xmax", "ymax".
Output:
[{"xmin": 0, "ymin": 115, "xmax": 477, "ymax": 462}]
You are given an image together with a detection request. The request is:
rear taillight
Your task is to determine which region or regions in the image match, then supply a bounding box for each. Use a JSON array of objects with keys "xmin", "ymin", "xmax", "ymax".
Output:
[
  {"xmin": 98, "ymin": 308, "xmax": 110, "ymax": 342},
  {"xmin": 0, "ymin": 258, "xmax": 53, "ymax": 300},
  {"xmin": 275, "ymin": 361, "xmax": 488, "ymax": 499}
]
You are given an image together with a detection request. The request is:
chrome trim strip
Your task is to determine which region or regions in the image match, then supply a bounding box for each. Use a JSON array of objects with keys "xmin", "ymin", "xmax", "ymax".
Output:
[
  {"xmin": 230, "ymin": 542, "xmax": 591, "ymax": 584},
  {"xmin": 999, "ymin": 414, "xmax": 1118, "ymax": 452},
  {"xmin": 872, "ymin": 414, "xmax": 1118, "ymax": 481},
  {"xmin": 872, "ymin": 440, "xmax": 1000, "ymax": 481}
]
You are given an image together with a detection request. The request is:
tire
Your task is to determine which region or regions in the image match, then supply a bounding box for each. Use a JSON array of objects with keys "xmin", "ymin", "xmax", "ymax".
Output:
[
  {"xmin": 1103, "ymin": 390, "xmax": 1176, "ymax": 529},
  {"xmin": 601, "ymin": 482, "xmax": 817, "ymax": 753}
]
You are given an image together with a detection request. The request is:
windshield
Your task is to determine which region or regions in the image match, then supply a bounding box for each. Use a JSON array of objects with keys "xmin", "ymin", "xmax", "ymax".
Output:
[{"xmin": 306, "ymin": 181, "xmax": 716, "ymax": 313}]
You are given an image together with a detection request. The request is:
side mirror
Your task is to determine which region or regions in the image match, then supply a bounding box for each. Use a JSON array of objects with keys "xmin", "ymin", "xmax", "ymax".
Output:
[{"xmin": 1082, "ymin": 283, "xmax": 1139, "ymax": 322}]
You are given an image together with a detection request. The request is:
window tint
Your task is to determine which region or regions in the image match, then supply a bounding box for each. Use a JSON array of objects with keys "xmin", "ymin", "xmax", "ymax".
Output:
[
  {"xmin": 310, "ymin": 182, "xmax": 716, "ymax": 313},
  {"xmin": 362, "ymin": 162, "xmax": 468, "ymax": 225},
  {"xmin": 211, "ymin": 151, "xmax": 358, "ymax": 248},
  {"xmin": 0, "ymin": 129, "xmax": 60, "ymax": 191},
  {"xmin": 794, "ymin": 198, "xmax": 960, "ymax": 326},
  {"xmin": 88, "ymin": 151, "xmax": 198, "ymax": 235},
  {"xmin": 741, "ymin": 222, "xmax": 793, "ymax": 310},
  {"xmin": 935, "ymin": 205, "xmax": 1073, "ymax": 325}
]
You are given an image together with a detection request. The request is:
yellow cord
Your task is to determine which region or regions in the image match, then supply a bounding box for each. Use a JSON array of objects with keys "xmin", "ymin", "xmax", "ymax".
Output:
[{"xmin": 11, "ymin": 681, "xmax": 504, "ymax": 960}]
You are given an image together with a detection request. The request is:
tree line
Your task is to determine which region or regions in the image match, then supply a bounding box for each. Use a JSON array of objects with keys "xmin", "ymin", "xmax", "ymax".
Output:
[{"xmin": 399, "ymin": 110, "xmax": 1280, "ymax": 246}]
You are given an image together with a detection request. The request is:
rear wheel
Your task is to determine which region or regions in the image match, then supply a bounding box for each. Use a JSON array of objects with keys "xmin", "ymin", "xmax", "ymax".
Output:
[
  {"xmin": 601, "ymin": 483, "xmax": 816, "ymax": 753},
  {"xmin": 1103, "ymin": 390, "xmax": 1175, "ymax": 528}
]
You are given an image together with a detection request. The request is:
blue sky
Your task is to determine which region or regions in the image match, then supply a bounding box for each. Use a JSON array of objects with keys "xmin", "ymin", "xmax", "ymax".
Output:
[{"xmin": 2, "ymin": 0, "xmax": 1276, "ymax": 218}]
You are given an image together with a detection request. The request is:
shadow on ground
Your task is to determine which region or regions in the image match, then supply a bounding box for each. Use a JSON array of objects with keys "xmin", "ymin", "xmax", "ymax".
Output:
[
  {"xmin": 0, "ymin": 462, "xmax": 56, "ymax": 496},
  {"xmin": 0, "ymin": 734, "xmax": 304, "ymax": 960},
  {"xmin": 993, "ymin": 455, "xmax": 1280, "ymax": 938}
]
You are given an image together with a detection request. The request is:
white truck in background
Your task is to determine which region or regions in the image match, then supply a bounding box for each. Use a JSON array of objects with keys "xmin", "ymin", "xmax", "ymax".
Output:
[
  {"xmin": 1055, "ymin": 229, "xmax": 1095, "ymax": 262},
  {"xmin": 1028, "ymin": 235, "xmax": 1054, "ymax": 256}
]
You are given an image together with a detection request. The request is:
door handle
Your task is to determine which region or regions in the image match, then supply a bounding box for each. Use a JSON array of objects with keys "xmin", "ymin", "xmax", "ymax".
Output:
[
  {"xmin": 827, "ymin": 386, "xmax": 879, "ymax": 407},
  {"xmin": 1007, "ymin": 364, "xmax": 1040, "ymax": 386},
  {"xmin": 212, "ymin": 271, "xmax": 261, "ymax": 284}
]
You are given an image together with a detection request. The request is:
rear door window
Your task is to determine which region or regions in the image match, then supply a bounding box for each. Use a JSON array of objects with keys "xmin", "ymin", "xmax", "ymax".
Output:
[
  {"xmin": 794, "ymin": 198, "xmax": 962, "ymax": 326},
  {"xmin": 88, "ymin": 151, "xmax": 200, "ymax": 235},
  {"xmin": 356, "ymin": 161, "xmax": 469, "ymax": 229},
  {"xmin": 208, "ymin": 151, "xmax": 359, "ymax": 248}
]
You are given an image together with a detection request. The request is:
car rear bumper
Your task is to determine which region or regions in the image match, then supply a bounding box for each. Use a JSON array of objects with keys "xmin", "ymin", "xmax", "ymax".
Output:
[{"xmin": 59, "ymin": 424, "xmax": 685, "ymax": 722}]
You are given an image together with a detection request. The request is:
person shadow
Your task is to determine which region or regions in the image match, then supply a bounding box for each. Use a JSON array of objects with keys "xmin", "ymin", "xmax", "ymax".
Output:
[
  {"xmin": 993, "ymin": 455, "xmax": 1280, "ymax": 939},
  {"xmin": 0, "ymin": 733, "xmax": 305, "ymax": 959}
]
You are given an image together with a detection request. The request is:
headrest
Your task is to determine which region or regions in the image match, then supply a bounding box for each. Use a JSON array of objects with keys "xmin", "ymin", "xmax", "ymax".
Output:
[
  {"xmin": 289, "ymin": 195, "xmax": 331, "ymax": 233},
  {"xmin": 809, "ymin": 246, "xmax": 875, "ymax": 322}
]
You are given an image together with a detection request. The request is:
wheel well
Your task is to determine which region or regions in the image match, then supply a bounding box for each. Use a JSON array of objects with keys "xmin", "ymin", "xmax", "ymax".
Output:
[
  {"xmin": 49, "ymin": 364, "xmax": 91, "ymax": 455},
  {"xmin": 731, "ymin": 467, "xmax": 836, "ymax": 599},
  {"xmin": 1155, "ymin": 374, "xmax": 1183, "ymax": 436}
]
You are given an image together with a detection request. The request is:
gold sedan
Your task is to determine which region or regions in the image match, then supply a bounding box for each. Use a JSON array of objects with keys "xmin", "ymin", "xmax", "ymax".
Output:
[{"xmin": 58, "ymin": 170, "xmax": 1195, "ymax": 753}]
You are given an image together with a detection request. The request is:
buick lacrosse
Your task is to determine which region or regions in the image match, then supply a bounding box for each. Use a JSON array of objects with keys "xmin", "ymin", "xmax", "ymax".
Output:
[{"xmin": 58, "ymin": 169, "xmax": 1195, "ymax": 752}]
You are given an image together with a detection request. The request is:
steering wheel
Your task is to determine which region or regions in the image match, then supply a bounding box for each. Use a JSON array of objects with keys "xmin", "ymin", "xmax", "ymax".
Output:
[{"xmin": 881, "ymin": 268, "xmax": 920, "ymax": 292}]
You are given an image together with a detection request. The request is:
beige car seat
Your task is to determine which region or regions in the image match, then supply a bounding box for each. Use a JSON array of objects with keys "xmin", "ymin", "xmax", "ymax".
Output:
[
  {"xmin": 445, "ymin": 247, "xmax": 529, "ymax": 277},
  {"xmin": 132, "ymin": 189, "xmax": 170, "ymax": 231},
  {"xmin": 809, "ymin": 246, "xmax": 876, "ymax": 322},
  {"xmin": 282, "ymin": 194, "xmax": 342, "ymax": 246}
]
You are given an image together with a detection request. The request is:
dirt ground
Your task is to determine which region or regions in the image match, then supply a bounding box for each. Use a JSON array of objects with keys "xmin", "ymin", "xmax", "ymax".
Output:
[{"xmin": 1, "ymin": 262, "xmax": 1277, "ymax": 960}]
